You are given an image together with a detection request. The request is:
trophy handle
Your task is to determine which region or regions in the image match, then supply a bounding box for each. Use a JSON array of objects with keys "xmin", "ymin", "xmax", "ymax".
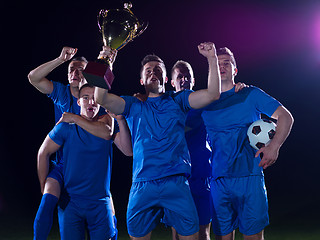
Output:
[
  {"xmin": 97, "ymin": 9, "xmax": 106, "ymax": 32},
  {"xmin": 133, "ymin": 21, "xmax": 149, "ymax": 39}
]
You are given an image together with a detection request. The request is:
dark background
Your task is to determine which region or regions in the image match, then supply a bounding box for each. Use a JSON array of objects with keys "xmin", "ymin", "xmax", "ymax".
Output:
[{"xmin": 1, "ymin": 0, "xmax": 320, "ymax": 237}]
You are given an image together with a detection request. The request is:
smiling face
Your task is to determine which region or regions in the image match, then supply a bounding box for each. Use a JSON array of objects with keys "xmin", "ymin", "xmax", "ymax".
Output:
[
  {"xmin": 77, "ymin": 85, "xmax": 100, "ymax": 121},
  {"xmin": 68, "ymin": 60, "xmax": 87, "ymax": 88},
  {"xmin": 140, "ymin": 61, "xmax": 168, "ymax": 96}
]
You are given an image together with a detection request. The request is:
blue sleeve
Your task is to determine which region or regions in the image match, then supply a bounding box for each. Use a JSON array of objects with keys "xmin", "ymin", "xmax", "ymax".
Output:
[
  {"xmin": 250, "ymin": 86, "xmax": 282, "ymax": 117},
  {"xmin": 48, "ymin": 81, "xmax": 70, "ymax": 107},
  {"xmin": 120, "ymin": 95, "xmax": 139, "ymax": 118},
  {"xmin": 48, "ymin": 123, "xmax": 69, "ymax": 146},
  {"xmin": 172, "ymin": 90, "xmax": 193, "ymax": 113}
]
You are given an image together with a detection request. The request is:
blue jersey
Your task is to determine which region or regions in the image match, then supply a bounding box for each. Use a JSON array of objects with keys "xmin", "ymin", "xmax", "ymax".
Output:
[
  {"xmin": 185, "ymin": 109, "xmax": 211, "ymax": 180},
  {"xmin": 201, "ymin": 86, "xmax": 281, "ymax": 180},
  {"xmin": 48, "ymin": 81, "xmax": 80, "ymax": 124},
  {"xmin": 47, "ymin": 81, "xmax": 112, "ymax": 164},
  {"xmin": 49, "ymin": 122, "xmax": 114, "ymax": 200},
  {"xmin": 121, "ymin": 90, "xmax": 192, "ymax": 182}
]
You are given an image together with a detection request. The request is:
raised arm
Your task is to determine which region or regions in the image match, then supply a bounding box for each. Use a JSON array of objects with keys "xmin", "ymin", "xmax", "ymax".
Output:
[
  {"xmin": 256, "ymin": 106, "xmax": 294, "ymax": 169},
  {"xmin": 37, "ymin": 135, "xmax": 61, "ymax": 193},
  {"xmin": 28, "ymin": 47, "xmax": 77, "ymax": 94},
  {"xmin": 95, "ymin": 87, "xmax": 126, "ymax": 115},
  {"xmin": 189, "ymin": 42, "xmax": 221, "ymax": 109}
]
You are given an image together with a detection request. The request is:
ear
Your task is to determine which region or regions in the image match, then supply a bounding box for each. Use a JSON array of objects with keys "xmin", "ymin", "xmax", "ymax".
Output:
[
  {"xmin": 170, "ymin": 79, "xmax": 175, "ymax": 88},
  {"xmin": 77, "ymin": 98, "xmax": 81, "ymax": 107},
  {"xmin": 140, "ymin": 78, "xmax": 144, "ymax": 86},
  {"xmin": 233, "ymin": 68, "xmax": 238, "ymax": 76},
  {"xmin": 164, "ymin": 76, "xmax": 168, "ymax": 84},
  {"xmin": 191, "ymin": 78, "xmax": 195, "ymax": 88}
]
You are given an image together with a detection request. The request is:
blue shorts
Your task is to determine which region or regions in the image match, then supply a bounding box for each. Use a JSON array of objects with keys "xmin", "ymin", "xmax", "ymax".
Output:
[
  {"xmin": 47, "ymin": 161, "xmax": 64, "ymax": 187},
  {"xmin": 127, "ymin": 175, "xmax": 199, "ymax": 237},
  {"xmin": 189, "ymin": 177, "xmax": 213, "ymax": 225},
  {"xmin": 58, "ymin": 197, "xmax": 116, "ymax": 240},
  {"xmin": 210, "ymin": 176, "xmax": 269, "ymax": 236}
]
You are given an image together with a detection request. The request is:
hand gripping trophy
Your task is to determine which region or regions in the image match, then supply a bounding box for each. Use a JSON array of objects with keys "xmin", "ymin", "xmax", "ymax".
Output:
[{"xmin": 83, "ymin": 2, "xmax": 148, "ymax": 89}]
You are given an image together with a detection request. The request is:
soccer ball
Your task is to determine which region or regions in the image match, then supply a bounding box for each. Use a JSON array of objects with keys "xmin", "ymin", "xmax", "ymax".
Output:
[{"xmin": 247, "ymin": 119, "xmax": 276, "ymax": 150}]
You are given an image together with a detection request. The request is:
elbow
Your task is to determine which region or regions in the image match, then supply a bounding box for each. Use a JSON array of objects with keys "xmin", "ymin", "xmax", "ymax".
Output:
[
  {"xmin": 28, "ymin": 71, "xmax": 35, "ymax": 85},
  {"xmin": 211, "ymin": 91, "xmax": 220, "ymax": 101},
  {"xmin": 124, "ymin": 150, "xmax": 133, "ymax": 157}
]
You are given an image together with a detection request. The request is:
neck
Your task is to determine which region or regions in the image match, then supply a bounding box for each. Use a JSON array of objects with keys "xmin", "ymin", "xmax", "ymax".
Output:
[
  {"xmin": 221, "ymin": 80, "xmax": 235, "ymax": 92},
  {"xmin": 70, "ymin": 85, "xmax": 80, "ymax": 98}
]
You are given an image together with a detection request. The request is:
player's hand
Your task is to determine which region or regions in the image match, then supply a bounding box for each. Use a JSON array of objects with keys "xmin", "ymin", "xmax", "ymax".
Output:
[
  {"xmin": 107, "ymin": 110, "xmax": 124, "ymax": 121},
  {"xmin": 98, "ymin": 46, "xmax": 118, "ymax": 66},
  {"xmin": 56, "ymin": 112, "xmax": 78, "ymax": 125},
  {"xmin": 234, "ymin": 82, "xmax": 248, "ymax": 92},
  {"xmin": 198, "ymin": 42, "xmax": 217, "ymax": 59},
  {"xmin": 133, "ymin": 92, "xmax": 148, "ymax": 102},
  {"xmin": 256, "ymin": 144, "xmax": 279, "ymax": 169},
  {"xmin": 58, "ymin": 47, "xmax": 77, "ymax": 62}
]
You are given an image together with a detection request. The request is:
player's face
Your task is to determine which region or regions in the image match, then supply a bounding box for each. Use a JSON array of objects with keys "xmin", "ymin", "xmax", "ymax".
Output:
[
  {"xmin": 68, "ymin": 61, "xmax": 87, "ymax": 87},
  {"xmin": 218, "ymin": 55, "xmax": 237, "ymax": 82},
  {"xmin": 140, "ymin": 61, "xmax": 167, "ymax": 94},
  {"xmin": 78, "ymin": 87, "xmax": 100, "ymax": 120},
  {"xmin": 171, "ymin": 67, "xmax": 194, "ymax": 91}
]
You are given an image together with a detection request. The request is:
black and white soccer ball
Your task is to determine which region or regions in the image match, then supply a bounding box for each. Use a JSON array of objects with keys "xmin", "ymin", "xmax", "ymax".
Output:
[{"xmin": 247, "ymin": 119, "xmax": 276, "ymax": 150}]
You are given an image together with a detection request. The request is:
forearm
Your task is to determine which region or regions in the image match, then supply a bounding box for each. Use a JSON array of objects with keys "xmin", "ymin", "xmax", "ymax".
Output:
[
  {"xmin": 269, "ymin": 107, "xmax": 294, "ymax": 149},
  {"xmin": 114, "ymin": 119, "xmax": 133, "ymax": 156},
  {"xmin": 188, "ymin": 57, "xmax": 221, "ymax": 109},
  {"xmin": 94, "ymin": 87, "xmax": 125, "ymax": 115},
  {"xmin": 28, "ymin": 58, "xmax": 64, "ymax": 84},
  {"xmin": 74, "ymin": 115, "xmax": 113, "ymax": 140},
  {"xmin": 28, "ymin": 58, "xmax": 64, "ymax": 94},
  {"xmin": 207, "ymin": 56, "xmax": 221, "ymax": 100}
]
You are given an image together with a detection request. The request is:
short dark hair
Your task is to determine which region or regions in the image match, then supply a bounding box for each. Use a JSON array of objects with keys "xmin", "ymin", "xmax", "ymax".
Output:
[
  {"xmin": 216, "ymin": 47, "xmax": 237, "ymax": 68},
  {"xmin": 71, "ymin": 56, "xmax": 88, "ymax": 64},
  {"xmin": 171, "ymin": 60, "xmax": 194, "ymax": 79},
  {"xmin": 140, "ymin": 54, "xmax": 166, "ymax": 77},
  {"xmin": 79, "ymin": 83, "xmax": 94, "ymax": 96}
]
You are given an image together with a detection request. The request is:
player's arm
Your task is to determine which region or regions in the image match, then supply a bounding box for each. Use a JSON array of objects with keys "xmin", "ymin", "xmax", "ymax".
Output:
[
  {"xmin": 111, "ymin": 113, "xmax": 133, "ymax": 156},
  {"xmin": 28, "ymin": 47, "xmax": 77, "ymax": 94},
  {"xmin": 95, "ymin": 87, "xmax": 126, "ymax": 115},
  {"xmin": 256, "ymin": 106, "xmax": 294, "ymax": 169},
  {"xmin": 56, "ymin": 112, "xmax": 114, "ymax": 140},
  {"xmin": 37, "ymin": 135, "xmax": 61, "ymax": 194},
  {"xmin": 188, "ymin": 42, "xmax": 221, "ymax": 109}
]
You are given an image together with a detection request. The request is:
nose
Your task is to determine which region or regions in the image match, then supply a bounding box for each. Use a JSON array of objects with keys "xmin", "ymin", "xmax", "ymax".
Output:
[{"xmin": 89, "ymin": 98, "xmax": 96, "ymax": 105}]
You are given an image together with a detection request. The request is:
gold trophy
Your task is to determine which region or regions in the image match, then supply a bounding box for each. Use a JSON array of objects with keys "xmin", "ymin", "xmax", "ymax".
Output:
[
  {"xmin": 83, "ymin": 2, "xmax": 148, "ymax": 89},
  {"xmin": 98, "ymin": 2, "xmax": 148, "ymax": 53}
]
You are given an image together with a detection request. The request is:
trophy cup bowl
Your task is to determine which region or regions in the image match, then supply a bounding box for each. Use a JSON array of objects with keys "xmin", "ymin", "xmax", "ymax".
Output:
[
  {"xmin": 98, "ymin": 2, "xmax": 148, "ymax": 53},
  {"xmin": 83, "ymin": 2, "xmax": 148, "ymax": 89}
]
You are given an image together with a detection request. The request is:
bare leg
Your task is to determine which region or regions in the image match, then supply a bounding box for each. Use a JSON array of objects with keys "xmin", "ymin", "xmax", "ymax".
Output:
[
  {"xmin": 243, "ymin": 230, "xmax": 264, "ymax": 240},
  {"xmin": 43, "ymin": 177, "xmax": 61, "ymax": 197},
  {"xmin": 199, "ymin": 223, "xmax": 211, "ymax": 240},
  {"xmin": 172, "ymin": 227, "xmax": 179, "ymax": 240},
  {"xmin": 178, "ymin": 231, "xmax": 199, "ymax": 240},
  {"xmin": 215, "ymin": 230, "xmax": 235, "ymax": 240},
  {"xmin": 130, "ymin": 231, "xmax": 152, "ymax": 240}
]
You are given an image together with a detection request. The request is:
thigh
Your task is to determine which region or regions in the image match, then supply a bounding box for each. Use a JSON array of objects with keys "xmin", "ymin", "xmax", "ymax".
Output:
[
  {"xmin": 58, "ymin": 201, "xmax": 85, "ymax": 240},
  {"xmin": 238, "ymin": 176, "xmax": 269, "ymax": 236},
  {"xmin": 210, "ymin": 178, "xmax": 238, "ymax": 236},
  {"xmin": 161, "ymin": 175, "xmax": 199, "ymax": 237},
  {"xmin": 127, "ymin": 181, "xmax": 163, "ymax": 238},
  {"xmin": 86, "ymin": 200, "xmax": 117, "ymax": 240}
]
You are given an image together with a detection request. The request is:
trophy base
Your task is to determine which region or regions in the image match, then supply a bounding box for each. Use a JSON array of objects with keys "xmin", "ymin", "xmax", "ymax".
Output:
[{"xmin": 82, "ymin": 61, "xmax": 114, "ymax": 90}]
